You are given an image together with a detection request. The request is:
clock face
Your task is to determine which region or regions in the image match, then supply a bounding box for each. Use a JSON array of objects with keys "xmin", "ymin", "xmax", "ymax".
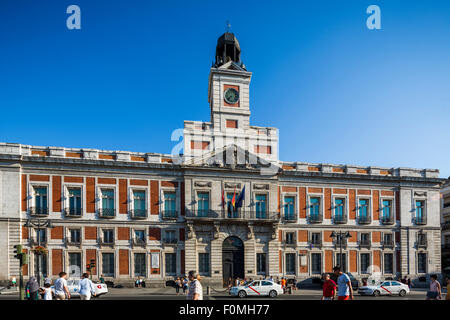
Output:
[{"xmin": 224, "ymin": 88, "xmax": 239, "ymax": 104}]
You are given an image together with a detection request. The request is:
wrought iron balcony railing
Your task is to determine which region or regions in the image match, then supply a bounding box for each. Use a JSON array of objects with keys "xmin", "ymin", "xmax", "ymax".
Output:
[
  {"xmin": 357, "ymin": 215, "xmax": 371, "ymax": 225},
  {"xmin": 64, "ymin": 207, "xmax": 82, "ymax": 217},
  {"xmin": 359, "ymin": 240, "xmax": 371, "ymax": 248},
  {"xmin": 98, "ymin": 237, "xmax": 115, "ymax": 246},
  {"xmin": 382, "ymin": 240, "xmax": 395, "ymax": 249},
  {"xmin": 132, "ymin": 238, "xmax": 147, "ymax": 247},
  {"xmin": 281, "ymin": 213, "xmax": 297, "ymax": 223},
  {"xmin": 309, "ymin": 240, "xmax": 322, "ymax": 249},
  {"xmin": 65, "ymin": 238, "xmax": 82, "ymax": 246},
  {"xmin": 308, "ymin": 213, "xmax": 323, "ymax": 224},
  {"xmin": 186, "ymin": 210, "xmax": 279, "ymax": 222},
  {"xmin": 380, "ymin": 215, "xmax": 395, "ymax": 225},
  {"xmin": 130, "ymin": 209, "xmax": 147, "ymax": 219},
  {"xmin": 333, "ymin": 213, "xmax": 348, "ymax": 224},
  {"xmin": 414, "ymin": 216, "xmax": 427, "ymax": 225},
  {"xmin": 162, "ymin": 238, "xmax": 178, "ymax": 244},
  {"xmin": 162, "ymin": 210, "xmax": 178, "ymax": 220},
  {"xmin": 30, "ymin": 237, "xmax": 47, "ymax": 246},
  {"xmin": 98, "ymin": 208, "xmax": 115, "ymax": 218},
  {"xmin": 29, "ymin": 207, "xmax": 49, "ymax": 216},
  {"xmin": 333, "ymin": 239, "xmax": 348, "ymax": 249}
]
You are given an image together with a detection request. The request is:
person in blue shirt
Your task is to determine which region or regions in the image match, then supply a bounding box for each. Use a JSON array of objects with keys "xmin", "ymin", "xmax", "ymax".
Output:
[
  {"xmin": 78, "ymin": 273, "xmax": 96, "ymax": 300},
  {"xmin": 333, "ymin": 266, "xmax": 354, "ymax": 300}
]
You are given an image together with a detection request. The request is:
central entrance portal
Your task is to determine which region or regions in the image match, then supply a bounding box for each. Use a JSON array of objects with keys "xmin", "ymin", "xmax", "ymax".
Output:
[{"xmin": 222, "ymin": 236, "xmax": 244, "ymax": 286}]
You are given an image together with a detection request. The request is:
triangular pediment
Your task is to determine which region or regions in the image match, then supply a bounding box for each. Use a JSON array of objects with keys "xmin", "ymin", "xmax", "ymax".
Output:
[{"xmin": 184, "ymin": 144, "xmax": 280, "ymax": 175}]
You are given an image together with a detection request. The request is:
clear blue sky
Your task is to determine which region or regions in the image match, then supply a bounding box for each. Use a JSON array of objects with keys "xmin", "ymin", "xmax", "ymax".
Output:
[{"xmin": 1, "ymin": 0, "xmax": 449, "ymax": 178}]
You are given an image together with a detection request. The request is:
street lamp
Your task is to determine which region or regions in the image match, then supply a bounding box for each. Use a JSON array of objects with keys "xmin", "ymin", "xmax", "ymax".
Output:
[
  {"xmin": 329, "ymin": 231, "xmax": 352, "ymax": 272},
  {"xmin": 24, "ymin": 218, "xmax": 54, "ymax": 286}
]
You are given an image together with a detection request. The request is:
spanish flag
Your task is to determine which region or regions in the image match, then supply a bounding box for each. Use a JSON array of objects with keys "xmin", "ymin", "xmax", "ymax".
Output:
[{"xmin": 231, "ymin": 187, "xmax": 236, "ymax": 209}]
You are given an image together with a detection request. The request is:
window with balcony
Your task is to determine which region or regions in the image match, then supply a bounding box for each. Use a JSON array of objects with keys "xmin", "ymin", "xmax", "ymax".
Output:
[
  {"xmin": 69, "ymin": 229, "xmax": 81, "ymax": 244},
  {"xmin": 199, "ymin": 253, "xmax": 210, "ymax": 276},
  {"xmin": 257, "ymin": 253, "xmax": 266, "ymax": 275},
  {"xmin": 134, "ymin": 253, "xmax": 146, "ymax": 277},
  {"xmin": 164, "ymin": 230, "xmax": 177, "ymax": 244},
  {"xmin": 360, "ymin": 233, "xmax": 371, "ymax": 248},
  {"xmin": 255, "ymin": 194, "xmax": 267, "ymax": 219},
  {"xmin": 102, "ymin": 253, "xmax": 115, "ymax": 277},
  {"xmin": 285, "ymin": 253, "xmax": 296, "ymax": 275},
  {"xmin": 164, "ymin": 192, "xmax": 177, "ymax": 218},
  {"xmin": 381, "ymin": 200, "xmax": 393, "ymax": 224},
  {"xmin": 309, "ymin": 197, "xmax": 322, "ymax": 223},
  {"xmin": 197, "ymin": 192, "xmax": 210, "ymax": 217},
  {"xmin": 132, "ymin": 190, "xmax": 146, "ymax": 218},
  {"xmin": 358, "ymin": 199, "xmax": 370, "ymax": 224},
  {"xmin": 384, "ymin": 253, "xmax": 393, "ymax": 274},
  {"xmin": 310, "ymin": 232, "xmax": 322, "ymax": 248},
  {"xmin": 285, "ymin": 232, "xmax": 295, "ymax": 245},
  {"xmin": 361, "ymin": 253, "xmax": 370, "ymax": 274},
  {"xmin": 67, "ymin": 188, "xmax": 82, "ymax": 216},
  {"xmin": 284, "ymin": 196, "xmax": 295, "ymax": 221},
  {"xmin": 134, "ymin": 230, "xmax": 145, "ymax": 245},
  {"xmin": 311, "ymin": 253, "xmax": 322, "ymax": 274},
  {"xmin": 226, "ymin": 193, "xmax": 239, "ymax": 218},
  {"xmin": 100, "ymin": 189, "xmax": 115, "ymax": 217},
  {"xmin": 165, "ymin": 253, "xmax": 176, "ymax": 274},
  {"xmin": 383, "ymin": 233, "xmax": 394, "ymax": 248},
  {"xmin": 334, "ymin": 198, "xmax": 346, "ymax": 223},
  {"xmin": 32, "ymin": 186, "xmax": 48, "ymax": 215},
  {"xmin": 415, "ymin": 200, "xmax": 426, "ymax": 225},
  {"xmin": 102, "ymin": 229, "xmax": 114, "ymax": 244}
]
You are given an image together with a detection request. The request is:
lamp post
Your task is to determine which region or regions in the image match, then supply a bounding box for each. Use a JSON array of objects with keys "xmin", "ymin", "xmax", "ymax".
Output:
[
  {"xmin": 24, "ymin": 218, "xmax": 54, "ymax": 286},
  {"xmin": 330, "ymin": 231, "xmax": 352, "ymax": 272}
]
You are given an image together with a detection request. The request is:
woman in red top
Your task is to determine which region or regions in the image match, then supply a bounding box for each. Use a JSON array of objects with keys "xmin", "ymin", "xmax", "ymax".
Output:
[{"xmin": 321, "ymin": 273, "xmax": 336, "ymax": 300}]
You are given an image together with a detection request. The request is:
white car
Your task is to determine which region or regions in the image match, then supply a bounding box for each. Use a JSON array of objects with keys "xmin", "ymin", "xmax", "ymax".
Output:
[
  {"xmin": 51, "ymin": 279, "xmax": 108, "ymax": 298},
  {"xmin": 229, "ymin": 280, "xmax": 283, "ymax": 298},
  {"xmin": 358, "ymin": 281, "xmax": 409, "ymax": 297}
]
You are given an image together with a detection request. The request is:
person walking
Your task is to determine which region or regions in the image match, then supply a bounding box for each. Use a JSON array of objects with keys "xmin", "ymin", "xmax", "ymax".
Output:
[
  {"xmin": 292, "ymin": 277, "xmax": 297, "ymax": 291},
  {"xmin": 78, "ymin": 273, "xmax": 96, "ymax": 300},
  {"xmin": 182, "ymin": 276, "xmax": 189, "ymax": 295},
  {"xmin": 186, "ymin": 271, "xmax": 203, "ymax": 300},
  {"xmin": 235, "ymin": 277, "xmax": 240, "ymax": 287},
  {"xmin": 11, "ymin": 276, "xmax": 17, "ymax": 287},
  {"xmin": 54, "ymin": 272, "xmax": 71, "ymax": 300},
  {"xmin": 321, "ymin": 273, "xmax": 336, "ymax": 300},
  {"xmin": 426, "ymin": 274, "xmax": 442, "ymax": 300},
  {"xmin": 25, "ymin": 277, "xmax": 40, "ymax": 300},
  {"xmin": 99, "ymin": 274, "xmax": 105, "ymax": 284},
  {"xmin": 407, "ymin": 277, "xmax": 411, "ymax": 289},
  {"xmin": 333, "ymin": 266, "xmax": 354, "ymax": 300},
  {"xmin": 175, "ymin": 277, "xmax": 182, "ymax": 295},
  {"xmin": 42, "ymin": 282, "xmax": 53, "ymax": 300}
]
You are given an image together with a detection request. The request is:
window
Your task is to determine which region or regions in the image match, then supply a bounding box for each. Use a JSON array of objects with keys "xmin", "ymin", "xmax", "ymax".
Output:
[
  {"xmin": 311, "ymin": 253, "xmax": 321, "ymax": 274},
  {"xmin": 226, "ymin": 119, "xmax": 238, "ymax": 128},
  {"xmin": 255, "ymin": 194, "xmax": 267, "ymax": 219},
  {"xmin": 285, "ymin": 232, "xmax": 295, "ymax": 244},
  {"xmin": 69, "ymin": 229, "xmax": 81, "ymax": 243},
  {"xmin": 334, "ymin": 198, "xmax": 345, "ymax": 222},
  {"xmin": 68, "ymin": 188, "xmax": 82, "ymax": 215},
  {"xmin": 284, "ymin": 196, "xmax": 295, "ymax": 220},
  {"xmin": 165, "ymin": 253, "xmax": 176, "ymax": 274},
  {"xmin": 359, "ymin": 199, "xmax": 368, "ymax": 217},
  {"xmin": 311, "ymin": 232, "xmax": 321, "ymax": 246},
  {"xmin": 360, "ymin": 233, "xmax": 370, "ymax": 245},
  {"xmin": 164, "ymin": 192, "xmax": 176, "ymax": 217},
  {"xmin": 336, "ymin": 253, "xmax": 347, "ymax": 272},
  {"xmin": 383, "ymin": 233, "xmax": 393, "ymax": 245},
  {"xmin": 415, "ymin": 200, "xmax": 425, "ymax": 224},
  {"xmin": 36, "ymin": 229, "xmax": 46, "ymax": 243},
  {"xmin": 285, "ymin": 253, "xmax": 296, "ymax": 275},
  {"xmin": 418, "ymin": 253, "xmax": 427, "ymax": 273},
  {"xmin": 226, "ymin": 193, "xmax": 238, "ymax": 218},
  {"xmin": 381, "ymin": 200, "xmax": 392, "ymax": 222},
  {"xmin": 199, "ymin": 253, "xmax": 210, "ymax": 276},
  {"xmin": 68, "ymin": 253, "xmax": 82, "ymax": 278},
  {"xmin": 257, "ymin": 253, "xmax": 266, "ymax": 275},
  {"xmin": 134, "ymin": 253, "xmax": 146, "ymax": 277},
  {"xmin": 254, "ymin": 145, "xmax": 272, "ymax": 154},
  {"xmin": 309, "ymin": 197, "xmax": 321, "ymax": 221},
  {"xmin": 198, "ymin": 192, "xmax": 210, "ymax": 217},
  {"xmin": 164, "ymin": 230, "xmax": 177, "ymax": 243},
  {"xmin": 133, "ymin": 190, "xmax": 146, "ymax": 217},
  {"xmin": 134, "ymin": 230, "xmax": 145, "ymax": 242},
  {"xmin": 361, "ymin": 253, "xmax": 370, "ymax": 274},
  {"xmin": 101, "ymin": 189, "xmax": 115, "ymax": 216},
  {"xmin": 34, "ymin": 186, "xmax": 48, "ymax": 214},
  {"xmin": 384, "ymin": 253, "xmax": 393, "ymax": 274},
  {"xmin": 102, "ymin": 253, "xmax": 115, "ymax": 277},
  {"xmin": 34, "ymin": 252, "xmax": 47, "ymax": 278},
  {"xmin": 103, "ymin": 229, "xmax": 114, "ymax": 243}
]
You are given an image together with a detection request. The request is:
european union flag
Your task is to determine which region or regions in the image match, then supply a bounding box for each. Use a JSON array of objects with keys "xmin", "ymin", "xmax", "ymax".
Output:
[{"xmin": 235, "ymin": 186, "xmax": 245, "ymax": 208}]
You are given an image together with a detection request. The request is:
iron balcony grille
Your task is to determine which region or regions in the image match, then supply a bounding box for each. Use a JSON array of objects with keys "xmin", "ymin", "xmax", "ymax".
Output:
[
  {"xmin": 333, "ymin": 239, "xmax": 347, "ymax": 249},
  {"xmin": 98, "ymin": 208, "xmax": 115, "ymax": 218},
  {"xmin": 333, "ymin": 213, "xmax": 347, "ymax": 224},
  {"xmin": 382, "ymin": 240, "xmax": 395, "ymax": 249},
  {"xmin": 162, "ymin": 210, "xmax": 178, "ymax": 219},
  {"xmin": 130, "ymin": 209, "xmax": 147, "ymax": 219},
  {"xmin": 186, "ymin": 210, "xmax": 279, "ymax": 222},
  {"xmin": 29, "ymin": 207, "xmax": 48, "ymax": 216},
  {"xmin": 359, "ymin": 240, "xmax": 371, "ymax": 248},
  {"xmin": 380, "ymin": 215, "xmax": 395, "ymax": 225},
  {"xmin": 98, "ymin": 237, "xmax": 114, "ymax": 246},
  {"xmin": 65, "ymin": 238, "xmax": 81, "ymax": 246},
  {"xmin": 309, "ymin": 240, "xmax": 322, "ymax": 249},
  {"xmin": 282, "ymin": 213, "xmax": 297, "ymax": 223},
  {"xmin": 357, "ymin": 215, "xmax": 371, "ymax": 224},
  {"xmin": 133, "ymin": 238, "xmax": 147, "ymax": 246},
  {"xmin": 163, "ymin": 238, "xmax": 178, "ymax": 244},
  {"xmin": 414, "ymin": 216, "xmax": 427, "ymax": 225},
  {"xmin": 308, "ymin": 213, "xmax": 323, "ymax": 224},
  {"xmin": 30, "ymin": 237, "xmax": 47, "ymax": 246},
  {"xmin": 64, "ymin": 207, "xmax": 82, "ymax": 217}
]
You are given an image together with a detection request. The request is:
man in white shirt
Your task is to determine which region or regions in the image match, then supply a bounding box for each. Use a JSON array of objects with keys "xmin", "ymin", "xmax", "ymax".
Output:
[
  {"xmin": 187, "ymin": 271, "xmax": 203, "ymax": 300},
  {"xmin": 78, "ymin": 273, "xmax": 96, "ymax": 300},
  {"xmin": 54, "ymin": 272, "xmax": 71, "ymax": 300}
]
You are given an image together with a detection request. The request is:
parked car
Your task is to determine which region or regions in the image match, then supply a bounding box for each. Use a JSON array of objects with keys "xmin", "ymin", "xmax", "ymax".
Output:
[
  {"xmin": 51, "ymin": 279, "xmax": 108, "ymax": 298},
  {"xmin": 358, "ymin": 280, "xmax": 409, "ymax": 297},
  {"xmin": 229, "ymin": 280, "xmax": 283, "ymax": 298},
  {"xmin": 327, "ymin": 272, "xmax": 359, "ymax": 290}
]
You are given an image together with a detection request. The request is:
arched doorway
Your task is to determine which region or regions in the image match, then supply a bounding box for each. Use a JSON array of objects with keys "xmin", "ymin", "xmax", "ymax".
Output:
[{"xmin": 222, "ymin": 236, "xmax": 244, "ymax": 286}]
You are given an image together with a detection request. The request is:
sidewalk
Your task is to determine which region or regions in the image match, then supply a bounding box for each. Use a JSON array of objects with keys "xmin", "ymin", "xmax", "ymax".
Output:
[{"xmin": 0, "ymin": 287, "xmax": 19, "ymax": 295}]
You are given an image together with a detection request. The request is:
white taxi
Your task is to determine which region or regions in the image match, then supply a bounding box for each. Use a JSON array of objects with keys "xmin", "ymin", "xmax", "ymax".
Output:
[
  {"xmin": 358, "ymin": 280, "xmax": 409, "ymax": 297},
  {"xmin": 229, "ymin": 280, "xmax": 283, "ymax": 298},
  {"xmin": 52, "ymin": 279, "xmax": 108, "ymax": 298}
]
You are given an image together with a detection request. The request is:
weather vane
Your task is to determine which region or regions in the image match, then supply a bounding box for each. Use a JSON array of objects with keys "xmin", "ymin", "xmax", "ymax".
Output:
[{"xmin": 226, "ymin": 20, "xmax": 231, "ymax": 33}]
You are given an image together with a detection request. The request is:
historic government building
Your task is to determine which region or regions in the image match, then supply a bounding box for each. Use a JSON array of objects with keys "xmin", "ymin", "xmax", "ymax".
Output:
[{"xmin": 0, "ymin": 32, "xmax": 445, "ymax": 287}]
